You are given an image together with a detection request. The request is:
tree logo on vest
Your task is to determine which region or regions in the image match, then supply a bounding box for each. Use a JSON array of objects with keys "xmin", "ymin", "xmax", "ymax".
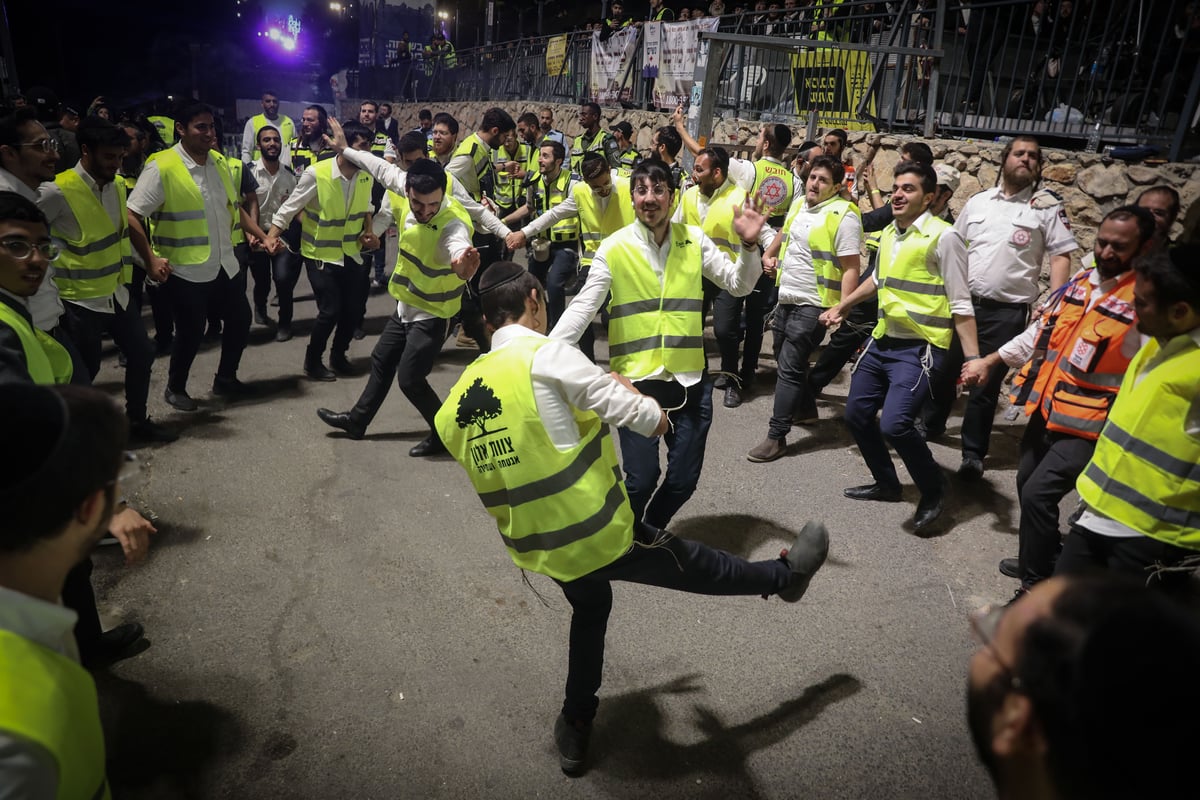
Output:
[
  {"xmin": 758, "ymin": 176, "xmax": 787, "ymax": 208},
  {"xmin": 455, "ymin": 378, "xmax": 520, "ymax": 472}
]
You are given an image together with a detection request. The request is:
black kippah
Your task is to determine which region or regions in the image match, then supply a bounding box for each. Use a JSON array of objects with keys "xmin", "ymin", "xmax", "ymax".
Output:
[
  {"xmin": 0, "ymin": 384, "xmax": 68, "ymax": 500},
  {"xmin": 477, "ymin": 261, "xmax": 528, "ymax": 294}
]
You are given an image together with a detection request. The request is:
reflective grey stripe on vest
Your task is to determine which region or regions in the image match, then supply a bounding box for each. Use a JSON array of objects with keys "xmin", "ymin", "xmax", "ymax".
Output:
[
  {"xmin": 1082, "ymin": 462, "xmax": 1200, "ymax": 530},
  {"xmin": 710, "ymin": 237, "xmax": 740, "ymax": 252},
  {"xmin": 303, "ymin": 210, "xmax": 345, "ymax": 229},
  {"xmin": 153, "ymin": 209, "xmax": 205, "ymax": 222},
  {"xmin": 301, "ymin": 231, "xmax": 346, "ymax": 248},
  {"xmin": 478, "ymin": 430, "xmax": 606, "ymax": 509},
  {"xmin": 1046, "ymin": 407, "xmax": 1107, "ymax": 434},
  {"xmin": 881, "ymin": 277, "xmax": 947, "ymax": 296},
  {"xmin": 580, "ymin": 232, "xmax": 603, "ymax": 243},
  {"xmin": 154, "ymin": 235, "xmax": 208, "ymax": 248},
  {"xmin": 810, "ymin": 248, "xmax": 836, "ymax": 261},
  {"xmin": 609, "ymin": 297, "xmax": 703, "ymax": 320},
  {"xmin": 348, "ymin": 211, "xmax": 369, "ymax": 222},
  {"xmin": 1100, "ymin": 420, "xmax": 1200, "ymax": 483},
  {"xmin": 609, "ymin": 334, "xmax": 703, "ymax": 358},
  {"xmin": 907, "ymin": 311, "xmax": 953, "ymax": 329},
  {"xmin": 54, "ymin": 262, "xmax": 124, "ymax": 281},
  {"xmin": 399, "ymin": 248, "xmax": 453, "ymax": 279},
  {"xmin": 497, "ymin": 464, "xmax": 626, "ymax": 554},
  {"xmin": 816, "ymin": 275, "xmax": 841, "ymax": 291},
  {"xmin": 390, "ymin": 273, "xmax": 465, "ymax": 303},
  {"xmin": 59, "ymin": 230, "xmax": 123, "ymax": 257},
  {"xmin": 1060, "ymin": 359, "xmax": 1125, "ymax": 387}
]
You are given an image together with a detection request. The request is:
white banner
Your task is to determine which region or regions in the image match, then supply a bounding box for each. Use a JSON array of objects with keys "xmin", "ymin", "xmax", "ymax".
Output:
[
  {"xmin": 652, "ymin": 18, "xmax": 719, "ymax": 110},
  {"xmin": 589, "ymin": 26, "xmax": 640, "ymax": 105}
]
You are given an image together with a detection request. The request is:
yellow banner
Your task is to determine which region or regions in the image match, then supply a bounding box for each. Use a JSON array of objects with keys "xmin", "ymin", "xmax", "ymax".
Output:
[
  {"xmin": 546, "ymin": 35, "xmax": 568, "ymax": 77},
  {"xmin": 792, "ymin": 48, "xmax": 876, "ymax": 132}
]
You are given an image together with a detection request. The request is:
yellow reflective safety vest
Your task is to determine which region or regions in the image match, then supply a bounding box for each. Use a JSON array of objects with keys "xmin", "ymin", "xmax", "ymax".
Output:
[
  {"xmin": 452, "ymin": 133, "xmax": 493, "ymax": 202},
  {"xmin": 679, "ymin": 179, "xmax": 746, "ymax": 259},
  {"xmin": 147, "ymin": 115, "xmax": 175, "ymax": 146},
  {"xmin": 0, "ymin": 630, "xmax": 110, "ymax": 800},
  {"xmin": 616, "ymin": 147, "xmax": 641, "ymax": 178},
  {"xmin": 777, "ymin": 196, "xmax": 861, "ymax": 306},
  {"xmin": 0, "ymin": 302, "xmax": 73, "ymax": 384},
  {"xmin": 368, "ymin": 130, "xmax": 390, "ymax": 159},
  {"xmin": 604, "ymin": 222, "xmax": 706, "ymax": 378},
  {"xmin": 228, "ymin": 158, "xmax": 246, "ymax": 246},
  {"xmin": 533, "ymin": 169, "xmax": 579, "ymax": 242},
  {"xmin": 492, "ymin": 142, "xmax": 530, "ymax": 210},
  {"xmin": 751, "ymin": 157, "xmax": 794, "ymax": 224},
  {"xmin": 146, "ymin": 148, "xmax": 237, "ymax": 266},
  {"xmin": 50, "ymin": 169, "xmax": 134, "ymax": 300},
  {"xmin": 250, "ymin": 114, "xmax": 295, "ymax": 160},
  {"xmin": 386, "ymin": 193, "xmax": 475, "ymax": 318},
  {"xmin": 1076, "ymin": 336, "xmax": 1200, "ymax": 547},
  {"xmin": 299, "ymin": 158, "xmax": 373, "ymax": 262},
  {"xmin": 289, "ymin": 137, "xmax": 335, "ymax": 177},
  {"xmin": 873, "ymin": 214, "xmax": 954, "ymax": 348},
  {"xmin": 574, "ymin": 175, "xmax": 635, "ymax": 267},
  {"xmin": 434, "ymin": 334, "xmax": 635, "ymax": 581},
  {"xmin": 571, "ymin": 129, "xmax": 613, "ymax": 174}
]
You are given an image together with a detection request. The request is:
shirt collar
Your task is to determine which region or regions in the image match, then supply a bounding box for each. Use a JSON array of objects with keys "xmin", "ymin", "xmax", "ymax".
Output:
[
  {"xmin": 994, "ymin": 184, "xmax": 1034, "ymax": 202},
  {"xmin": 898, "ymin": 210, "xmax": 935, "ymax": 235},
  {"xmin": 0, "ymin": 168, "xmax": 38, "ymax": 201},
  {"xmin": 491, "ymin": 323, "xmax": 544, "ymax": 349},
  {"xmin": 0, "ymin": 288, "xmax": 31, "ymax": 316},
  {"xmin": 0, "ymin": 585, "xmax": 80, "ymax": 661},
  {"xmin": 72, "ymin": 161, "xmax": 107, "ymax": 192}
]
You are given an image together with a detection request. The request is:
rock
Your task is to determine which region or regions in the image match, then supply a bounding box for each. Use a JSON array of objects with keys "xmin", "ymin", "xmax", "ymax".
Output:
[
  {"xmin": 1062, "ymin": 186, "xmax": 1104, "ymax": 227},
  {"xmin": 978, "ymin": 164, "xmax": 998, "ymax": 188},
  {"xmin": 1046, "ymin": 151, "xmax": 1067, "ymax": 162},
  {"xmin": 881, "ymin": 135, "xmax": 900, "ymax": 148},
  {"xmin": 1125, "ymin": 165, "xmax": 1161, "ymax": 185},
  {"xmin": 957, "ymin": 143, "xmax": 979, "ymax": 155},
  {"xmin": 945, "ymin": 152, "xmax": 969, "ymax": 170},
  {"xmin": 965, "ymin": 155, "xmax": 982, "ymax": 173},
  {"xmin": 931, "ymin": 143, "xmax": 948, "ymax": 159},
  {"xmin": 1041, "ymin": 163, "xmax": 1078, "ymax": 183},
  {"xmin": 636, "ymin": 126, "xmax": 654, "ymax": 153},
  {"xmin": 1077, "ymin": 163, "xmax": 1130, "ymax": 199},
  {"xmin": 866, "ymin": 133, "xmax": 883, "ymax": 147}
]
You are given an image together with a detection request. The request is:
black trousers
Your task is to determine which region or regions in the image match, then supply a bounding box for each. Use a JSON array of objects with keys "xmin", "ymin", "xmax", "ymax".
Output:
[
  {"xmin": 1015, "ymin": 412, "xmax": 1097, "ymax": 588},
  {"xmin": 306, "ymin": 257, "xmax": 368, "ymax": 359},
  {"xmin": 349, "ymin": 312, "xmax": 448, "ymax": 432},
  {"xmin": 768, "ymin": 304, "xmax": 826, "ymax": 440},
  {"xmin": 713, "ymin": 273, "xmax": 774, "ymax": 384},
  {"xmin": 160, "ymin": 268, "xmax": 250, "ymax": 392},
  {"xmin": 61, "ymin": 299, "xmax": 155, "ymax": 421},
  {"xmin": 61, "ymin": 556, "xmax": 103, "ymax": 660},
  {"xmin": 1056, "ymin": 523, "xmax": 1197, "ymax": 592},
  {"xmin": 250, "ymin": 247, "xmax": 303, "ymax": 327},
  {"xmin": 808, "ymin": 299, "xmax": 878, "ymax": 392},
  {"xmin": 555, "ymin": 522, "xmax": 793, "ymax": 724},
  {"xmin": 926, "ymin": 300, "xmax": 1028, "ymax": 459}
]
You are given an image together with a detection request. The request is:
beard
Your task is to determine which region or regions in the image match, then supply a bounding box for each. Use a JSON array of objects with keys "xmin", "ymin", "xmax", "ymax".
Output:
[
  {"xmin": 966, "ymin": 672, "xmax": 1010, "ymax": 781},
  {"xmin": 1002, "ymin": 163, "xmax": 1036, "ymax": 191}
]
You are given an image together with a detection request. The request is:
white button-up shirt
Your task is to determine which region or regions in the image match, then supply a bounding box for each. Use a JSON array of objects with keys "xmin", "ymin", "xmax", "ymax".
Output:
[
  {"xmin": 250, "ymin": 158, "xmax": 297, "ymax": 223},
  {"xmin": 778, "ymin": 195, "xmax": 863, "ymax": 308}
]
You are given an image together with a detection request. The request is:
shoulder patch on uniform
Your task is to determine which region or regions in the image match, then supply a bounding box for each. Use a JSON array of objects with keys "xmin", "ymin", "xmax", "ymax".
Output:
[{"xmin": 1029, "ymin": 188, "xmax": 1063, "ymax": 209}]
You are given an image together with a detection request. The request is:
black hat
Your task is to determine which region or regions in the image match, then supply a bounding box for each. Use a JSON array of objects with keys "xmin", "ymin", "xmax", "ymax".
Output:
[
  {"xmin": 0, "ymin": 384, "xmax": 68, "ymax": 501},
  {"xmin": 611, "ymin": 121, "xmax": 633, "ymax": 139}
]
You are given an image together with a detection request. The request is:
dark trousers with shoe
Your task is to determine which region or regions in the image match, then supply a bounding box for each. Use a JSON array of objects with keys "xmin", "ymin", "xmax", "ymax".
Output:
[
  {"xmin": 1016, "ymin": 411, "xmax": 1097, "ymax": 588},
  {"xmin": 768, "ymin": 303, "xmax": 826, "ymax": 440},
  {"xmin": 556, "ymin": 521, "xmax": 792, "ymax": 723},
  {"xmin": 61, "ymin": 556, "xmax": 103, "ymax": 661},
  {"xmin": 61, "ymin": 299, "xmax": 155, "ymax": 421},
  {"xmin": 617, "ymin": 376, "xmax": 712, "ymax": 529},
  {"xmin": 926, "ymin": 299, "xmax": 1028, "ymax": 458},
  {"xmin": 250, "ymin": 248, "xmax": 302, "ymax": 326},
  {"xmin": 458, "ymin": 232, "xmax": 502, "ymax": 351},
  {"xmin": 306, "ymin": 257, "xmax": 368, "ymax": 360},
  {"xmin": 809, "ymin": 299, "xmax": 877, "ymax": 392},
  {"xmin": 1055, "ymin": 523, "xmax": 1197, "ymax": 592},
  {"xmin": 350, "ymin": 312, "xmax": 448, "ymax": 431},
  {"xmin": 528, "ymin": 242, "xmax": 578, "ymax": 329},
  {"xmin": 845, "ymin": 336, "xmax": 944, "ymax": 498},
  {"xmin": 714, "ymin": 273, "xmax": 774, "ymax": 387},
  {"xmin": 160, "ymin": 268, "xmax": 251, "ymax": 392}
]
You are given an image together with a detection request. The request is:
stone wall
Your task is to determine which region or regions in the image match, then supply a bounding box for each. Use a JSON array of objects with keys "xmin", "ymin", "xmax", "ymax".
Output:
[{"xmin": 359, "ymin": 99, "xmax": 1199, "ymax": 256}]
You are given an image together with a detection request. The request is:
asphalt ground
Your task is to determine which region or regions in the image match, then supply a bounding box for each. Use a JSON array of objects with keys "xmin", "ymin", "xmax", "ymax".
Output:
[{"xmin": 88, "ymin": 244, "xmax": 1028, "ymax": 799}]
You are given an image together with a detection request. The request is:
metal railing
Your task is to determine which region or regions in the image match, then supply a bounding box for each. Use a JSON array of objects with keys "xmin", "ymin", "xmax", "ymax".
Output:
[{"xmin": 347, "ymin": 1, "xmax": 1199, "ymax": 160}]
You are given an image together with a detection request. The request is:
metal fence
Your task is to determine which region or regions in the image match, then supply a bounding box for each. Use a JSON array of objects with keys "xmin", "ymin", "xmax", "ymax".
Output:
[{"xmin": 348, "ymin": 0, "xmax": 1199, "ymax": 160}]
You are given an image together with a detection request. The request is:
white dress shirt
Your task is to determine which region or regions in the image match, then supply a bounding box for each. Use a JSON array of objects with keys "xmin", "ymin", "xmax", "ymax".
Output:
[
  {"xmin": 777, "ymin": 195, "xmax": 863, "ymax": 308},
  {"xmin": 250, "ymin": 158, "xmax": 297, "ymax": 223},
  {"xmin": 270, "ymin": 158, "xmax": 365, "ymax": 267},
  {"xmin": 371, "ymin": 193, "xmax": 473, "ymax": 323},
  {"xmin": 37, "ymin": 163, "xmax": 130, "ymax": 314},
  {"xmin": 519, "ymin": 169, "xmax": 623, "ymax": 239},
  {"xmin": 0, "ymin": 168, "xmax": 63, "ymax": 331},
  {"xmin": 873, "ymin": 211, "xmax": 974, "ymax": 340},
  {"xmin": 671, "ymin": 178, "xmax": 776, "ymax": 251},
  {"xmin": 127, "ymin": 144, "xmax": 240, "ymax": 283}
]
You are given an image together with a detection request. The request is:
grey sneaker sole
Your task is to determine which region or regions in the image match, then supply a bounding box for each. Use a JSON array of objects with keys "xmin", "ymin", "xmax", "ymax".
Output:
[{"xmin": 778, "ymin": 521, "xmax": 830, "ymax": 603}]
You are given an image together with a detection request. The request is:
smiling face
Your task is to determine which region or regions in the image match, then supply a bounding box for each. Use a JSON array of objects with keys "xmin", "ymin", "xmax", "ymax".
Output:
[
  {"xmin": 1, "ymin": 121, "xmax": 59, "ymax": 186},
  {"xmin": 0, "ymin": 220, "xmax": 53, "ymax": 297},
  {"xmin": 586, "ymin": 169, "xmax": 614, "ymax": 198},
  {"xmin": 891, "ymin": 170, "xmax": 934, "ymax": 227},
  {"xmin": 178, "ymin": 113, "xmax": 215, "ymax": 159},
  {"xmin": 632, "ymin": 175, "xmax": 672, "ymax": 229},
  {"xmin": 258, "ymin": 128, "xmax": 283, "ymax": 161},
  {"xmin": 301, "ymin": 109, "xmax": 321, "ymax": 136},
  {"xmin": 537, "ymin": 144, "xmax": 561, "ymax": 176},
  {"xmin": 407, "ymin": 187, "xmax": 445, "ymax": 224},
  {"xmin": 1092, "ymin": 215, "xmax": 1144, "ymax": 280},
  {"xmin": 691, "ymin": 153, "xmax": 722, "ymax": 196}
]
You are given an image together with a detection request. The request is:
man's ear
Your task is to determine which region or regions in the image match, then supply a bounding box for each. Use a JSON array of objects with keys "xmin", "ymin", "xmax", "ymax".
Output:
[
  {"xmin": 74, "ymin": 487, "xmax": 107, "ymax": 527},
  {"xmin": 992, "ymin": 693, "xmax": 1047, "ymax": 759}
]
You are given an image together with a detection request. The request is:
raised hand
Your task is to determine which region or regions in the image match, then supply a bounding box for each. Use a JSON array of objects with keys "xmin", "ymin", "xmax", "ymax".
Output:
[
  {"xmin": 324, "ymin": 117, "xmax": 348, "ymax": 152},
  {"xmin": 452, "ymin": 246, "xmax": 481, "ymax": 279},
  {"xmin": 731, "ymin": 195, "xmax": 766, "ymax": 245}
]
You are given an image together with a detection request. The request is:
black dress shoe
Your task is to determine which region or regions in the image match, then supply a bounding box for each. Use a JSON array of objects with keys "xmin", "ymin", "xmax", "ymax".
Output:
[
  {"xmin": 329, "ymin": 354, "xmax": 355, "ymax": 375},
  {"xmin": 212, "ymin": 375, "xmax": 254, "ymax": 397},
  {"xmin": 352, "ymin": 326, "xmax": 366, "ymax": 341},
  {"xmin": 843, "ymin": 483, "xmax": 903, "ymax": 502},
  {"xmin": 82, "ymin": 622, "xmax": 146, "ymax": 668},
  {"xmin": 316, "ymin": 408, "xmax": 365, "ymax": 439},
  {"xmin": 163, "ymin": 387, "xmax": 198, "ymax": 412},
  {"xmin": 958, "ymin": 456, "xmax": 984, "ymax": 480},
  {"xmin": 129, "ymin": 417, "xmax": 179, "ymax": 443},
  {"xmin": 409, "ymin": 433, "xmax": 447, "ymax": 457},
  {"xmin": 998, "ymin": 557, "xmax": 1020, "ymax": 579},
  {"xmin": 723, "ymin": 385, "xmax": 742, "ymax": 408},
  {"xmin": 254, "ymin": 306, "xmax": 274, "ymax": 326},
  {"xmin": 304, "ymin": 361, "xmax": 337, "ymax": 381},
  {"xmin": 913, "ymin": 493, "xmax": 944, "ymax": 531},
  {"xmin": 275, "ymin": 325, "xmax": 293, "ymax": 343},
  {"xmin": 712, "ymin": 374, "xmax": 729, "ymax": 390}
]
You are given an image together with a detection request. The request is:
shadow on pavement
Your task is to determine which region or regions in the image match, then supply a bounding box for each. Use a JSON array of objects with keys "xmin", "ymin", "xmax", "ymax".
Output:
[{"xmin": 591, "ymin": 672, "xmax": 862, "ymax": 796}]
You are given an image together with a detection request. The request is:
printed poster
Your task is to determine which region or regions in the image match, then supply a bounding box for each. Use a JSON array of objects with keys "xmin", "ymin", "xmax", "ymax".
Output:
[
  {"xmin": 546, "ymin": 35, "xmax": 568, "ymax": 77},
  {"xmin": 651, "ymin": 17, "xmax": 719, "ymax": 110},
  {"xmin": 590, "ymin": 26, "xmax": 640, "ymax": 104},
  {"xmin": 792, "ymin": 48, "xmax": 877, "ymax": 132}
]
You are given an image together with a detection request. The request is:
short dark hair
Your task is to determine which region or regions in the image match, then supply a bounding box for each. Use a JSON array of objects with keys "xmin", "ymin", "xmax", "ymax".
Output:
[
  {"xmin": 654, "ymin": 125, "xmax": 682, "ymax": 159},
  {"xmin": 540, "ymin": 140, "xmax": 566, "ymax": 164},
  {"xmin": 478, "ymin": 262, "xmax": 542, "ymax": 329},
  {"xmin": 580, "ymin": 152, "xmax": 609, "ymax": 180},
  {"xmin": 262, "ymin": 90, "xmax": 279, "ymax": 99},
  {"xmin": 1103, "ymin": 205, "xmax": 1156, "ymax": 245},
  {"xmin": 341, "ymin": 121, "xmax": 373, "ymax": 148},
  {"xmin": 808, "ymin": 154, "xmax": 845, "ymax": 184},
  {"xmin": 0, "ymin": 191, "xmax": 48, "ymax": 226},
  {"xmin": 256, "ymin": 124, "xmax": 280, "ymax": 146},
  {"xmin": 900, "ymin": 141, "xmax": 934, "ymax": 166},
  {"xmin": 303, "ymin": 104, "xmax": 329, "ymax": 130},
  {"xmin": 999, "ymin": 134, "xmax": 1044, "ymax": 167},
  {"xmin": 406, "ymin": 157, "xmax": 446, "ymax": 195},
  {"xmin": 631, "ymin": 157, "xmax": 676, "ymax": 193},
  {"xmin": 399, "ymin": 131, "xmax": 429, "ymax": 157},
  {"xmin": 1136, "ymin": 245, "xmax": 1200, "ymax": 315},
  {"xmin": 360, "ymin": 100, "xmax": 379, "ymax": 112},
  {"xmin": 1137, "ymin": 185, "xmax": 1181, "ymax": 221},
  {"xmin": 1014, "ymin": 575, "xmax": 1200, "ymax": 800},
  {"xmin": 824, "ymin": 128, "xmax": 847, "ymax": 146},
  {"xmin": 0, "ymin": 384, "xmax": 127, "ymax": 551},
  {"xmin": 77, "ymin": 116, "xmax": 131, "ymax": 153},
  {"xmin": 433, "ymin": 112, "xmax": 459, "ymax": 136},
  {"xmin": 379, "ymin": 102, "xmax": 392, "ymax": 113},
  {"xmin": 175, "ymin": 103, "xmax": 214, "ymax": 128},
  {"xmin": 480, "ymin": 107, "xmax": 516, "ymax": 134},
  {"xmin": 893, "ymin": 160, "xmax": 936, "ymax": 194},
  {"xmin": 580, "ymin": 101, "xmax": 601, "ymax": 117},
  {"xmin": 697, "ymin": 146, "xmax": 729, "ymax": 179},
  {"xmin": 763, "ymin": 123, "xmax": 791, "ymax": 157},
  {"xmin": 0, "ymin": 107, "xmax": 41, "ymax": 149},
  {"xmin": 419, "ymin": 108, "xmax": 433, "ymax": 121},
  {"xmin": 517, "ymin": 112, "xmax": 539, "ymax": 129}
]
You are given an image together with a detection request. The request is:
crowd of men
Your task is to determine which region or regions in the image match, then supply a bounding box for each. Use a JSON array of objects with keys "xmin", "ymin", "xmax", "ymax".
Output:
[{"xmin": 1, "ymin": 85, "xmax": 1198, "ymax": 797}]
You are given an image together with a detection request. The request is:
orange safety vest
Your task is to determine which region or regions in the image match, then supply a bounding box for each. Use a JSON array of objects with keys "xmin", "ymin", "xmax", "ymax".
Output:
[{"xmin": 1009, "ymin": 268, "xmax": 1138, "ymax": 440}]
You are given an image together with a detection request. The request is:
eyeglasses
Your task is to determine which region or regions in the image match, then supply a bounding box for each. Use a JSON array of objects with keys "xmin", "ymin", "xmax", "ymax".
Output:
[
  {"xmin": 17, "ymin": 138, "xmax": 59, "ymax": 153},
  {"xmin": 0, "ymin": 240, "xmax": 60, "ymax": 261},
  {"xmin": 632, "ymin": 184, "xmax": 671, "ymax": 199},
  {"xmin": 969, "ymin": 604, "xmax": 1023, "ymax": 691}
]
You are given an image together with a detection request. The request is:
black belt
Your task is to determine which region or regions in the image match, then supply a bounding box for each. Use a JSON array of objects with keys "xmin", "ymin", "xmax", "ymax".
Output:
[{"xmin": 971, "ymin": 295, "xmax": 1028, "ymax": 311}]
